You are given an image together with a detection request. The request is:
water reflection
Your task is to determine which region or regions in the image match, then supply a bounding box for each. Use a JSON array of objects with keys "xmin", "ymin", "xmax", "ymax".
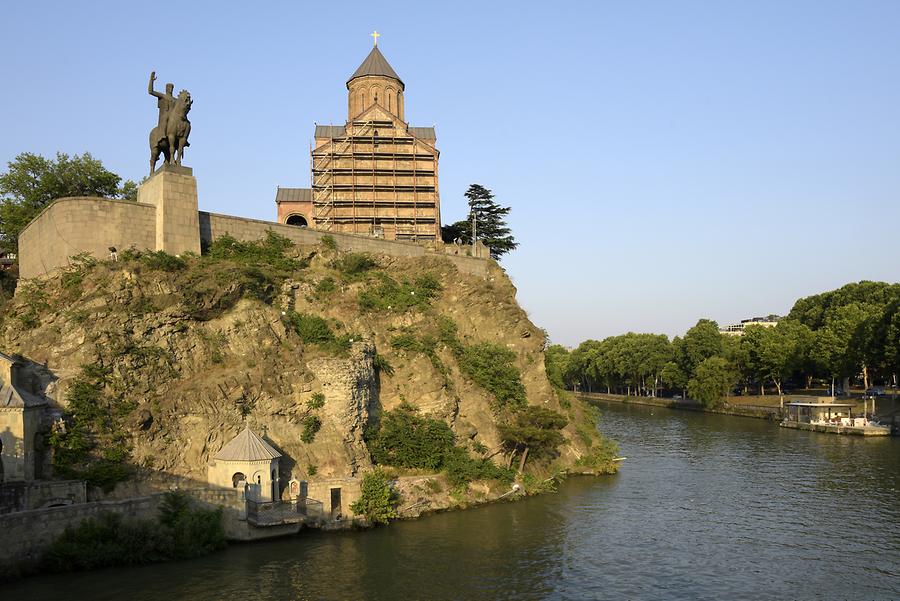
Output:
[{"xmin": 7, "ymin": 402, "xmax": 900, "ymax": 600}]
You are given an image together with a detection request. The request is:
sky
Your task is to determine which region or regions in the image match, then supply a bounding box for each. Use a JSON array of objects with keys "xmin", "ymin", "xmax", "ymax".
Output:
[{"xmin": 2, "ymin": 1, "xmax": 899, "ymax": 346}]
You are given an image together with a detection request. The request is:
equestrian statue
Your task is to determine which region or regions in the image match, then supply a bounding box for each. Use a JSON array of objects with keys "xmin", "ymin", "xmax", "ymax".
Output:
[{"xmin": 148, "ymin": 71, "xmax": 192, "ymax": 174}]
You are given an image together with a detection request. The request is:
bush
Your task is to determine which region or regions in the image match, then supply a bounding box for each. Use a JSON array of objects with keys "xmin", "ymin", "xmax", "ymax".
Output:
[
  {"xmin": 330, "ymin": 252, "xmax": 376, "ymax": 277},
  {"xmin": 288, "ymin": 312, "xmax": 334, "ymax": 344},
  {"xmin": 457, "ymin": 343, "xmax": 527, "ymax": 411},
  {"xmin": 350, "ymin": 470, "xmax": 398, "ymax": 524},
  {"xmin": 443, "ymin": 447, "xmax": 513, "ymax": 487},
  {"xmin": 307, "ymin": 392, "xmax": 326, "ymax": 410},
  {"xmin": 205, "ymin": 231, "xmax": 299, "ymax": 272},
  {"xmin": 284, "ymin": 310, "xmax": 353, "ymax": 354},
  {"xmin": 366, "ymin": 404, "xmax": 454, "ymax": 470},
  {"xmin": 141, "ymin": 250, "xmax": 187, "ymax": 272},
  {"xmin": 320, "ymin": 235, "xmax": 337, "ymax": 250},
  {"xmin": 358, "ymin": 272, "xmax": 441, "ymax": 312},
  {"xmin": 43, "ymin": 492, "xmax": 225, "ymax": 572},
  {"xmin": 48, "ymin": 363, "xmax": 132, "ymax": 492},
  {"xmin": 301, "ymin": 415, "xmax": 322, "ymax": 443}
]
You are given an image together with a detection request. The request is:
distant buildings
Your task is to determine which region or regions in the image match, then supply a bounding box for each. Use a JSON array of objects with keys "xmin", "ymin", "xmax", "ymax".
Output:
[{"xmin": 720, "ymin": 316, "xmax": 779, "ymax": 336}]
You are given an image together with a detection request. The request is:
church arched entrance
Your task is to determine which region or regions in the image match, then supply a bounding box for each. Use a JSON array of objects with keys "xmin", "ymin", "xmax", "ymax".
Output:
[{"xmin": 286, "ymin": 214, "xmax": 308, "ymax": 227}]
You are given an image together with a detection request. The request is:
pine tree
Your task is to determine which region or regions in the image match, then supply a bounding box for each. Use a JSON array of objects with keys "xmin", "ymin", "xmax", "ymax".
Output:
[{"xmin": 441, "ymin": 184, "xmax": 518, "ymax": 259}]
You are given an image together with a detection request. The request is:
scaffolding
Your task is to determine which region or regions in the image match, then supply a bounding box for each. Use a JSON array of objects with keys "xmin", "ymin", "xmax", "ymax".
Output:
[{"xmin": 311, "ymin": 118, "xmax": 438, "ymax": 241}]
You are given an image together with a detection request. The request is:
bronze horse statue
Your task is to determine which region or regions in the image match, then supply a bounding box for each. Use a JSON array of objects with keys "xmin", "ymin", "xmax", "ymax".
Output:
[{"xmin": 149, "ymin": 89, "xmax": 192, "ymax": 174}]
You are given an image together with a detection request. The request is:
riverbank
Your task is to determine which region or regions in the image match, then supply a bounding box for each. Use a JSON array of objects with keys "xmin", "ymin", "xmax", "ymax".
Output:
[{"xmin": 577, "ymin": 392, "xmax": 781, "ymax": 420}]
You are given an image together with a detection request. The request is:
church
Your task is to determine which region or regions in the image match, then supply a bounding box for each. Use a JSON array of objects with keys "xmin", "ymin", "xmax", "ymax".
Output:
[{"xmin": 276, "ymin": 37, "xmax": 442, "ymax": 242}]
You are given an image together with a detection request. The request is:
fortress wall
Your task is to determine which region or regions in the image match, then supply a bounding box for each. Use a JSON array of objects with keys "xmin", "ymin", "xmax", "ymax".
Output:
[
  {"xmin": 18, "ymin": 198, "xmax": 156, "ymax": 280},
  {"xmin": 17, "ymin": 197, "xmax": 487, "ymax": 281},
  {"xmin": 200, "ymin": 212, "xmax": 488, "ymax": 276}
]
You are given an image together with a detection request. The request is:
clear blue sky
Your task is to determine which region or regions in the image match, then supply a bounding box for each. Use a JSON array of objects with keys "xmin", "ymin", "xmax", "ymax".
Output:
[{"xmin": 3, "ymin": 1, "xmax": 899, "ymax": 346}]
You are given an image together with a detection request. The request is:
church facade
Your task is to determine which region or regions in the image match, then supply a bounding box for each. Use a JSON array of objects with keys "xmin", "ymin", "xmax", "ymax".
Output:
[{"xmin": 276, "ymin": 44, "xmax": 442, "ymax": 242}]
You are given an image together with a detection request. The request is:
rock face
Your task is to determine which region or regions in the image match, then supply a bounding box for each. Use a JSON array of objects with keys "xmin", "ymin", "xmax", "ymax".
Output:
[{"xmin": 0, "ymin": 245, "xmax": 608, "ymax": 499}]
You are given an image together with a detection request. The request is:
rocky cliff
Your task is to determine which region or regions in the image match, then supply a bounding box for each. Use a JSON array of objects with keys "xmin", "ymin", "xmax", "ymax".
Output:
[{"xmin": 0, "ymin": 236, "xmax": 615, "ymax": 502}]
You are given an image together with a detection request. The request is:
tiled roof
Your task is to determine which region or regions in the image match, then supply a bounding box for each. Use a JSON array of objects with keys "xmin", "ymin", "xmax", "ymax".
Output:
[
  {"xmin": 275, "ymin": 188, "xmax": 312, "ymax": 203},
  {"xmin": 347, "ymin": 46, "xmax": 403, "ymax": 86},
  {"xmin": 214, "ymin": 427, "xmax": 281, "ymax": 462},
  {"xmin": 315, "ymin": 125, "xmax": 347, "ymax": 139},
  {"xmin": 408, "ymin": 127, "xmax": 436, "ymax": 140}
]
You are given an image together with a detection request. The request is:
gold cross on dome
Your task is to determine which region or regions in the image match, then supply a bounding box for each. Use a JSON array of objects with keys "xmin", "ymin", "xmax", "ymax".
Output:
[{"xmin": 371, "ymin": 30, "xmax": 380, "ymax": 47}]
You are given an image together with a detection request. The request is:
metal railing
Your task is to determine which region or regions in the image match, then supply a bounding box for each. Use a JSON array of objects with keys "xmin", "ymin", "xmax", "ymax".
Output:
[{"xmin": 246, "ymin": 497, "xmax": 324, "ymax": 527}]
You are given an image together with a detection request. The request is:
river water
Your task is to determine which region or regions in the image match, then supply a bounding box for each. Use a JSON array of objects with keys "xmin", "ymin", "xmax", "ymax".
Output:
[{"xmin": 8, "ymin": 402, "xmax": 900, "ymax": 600}]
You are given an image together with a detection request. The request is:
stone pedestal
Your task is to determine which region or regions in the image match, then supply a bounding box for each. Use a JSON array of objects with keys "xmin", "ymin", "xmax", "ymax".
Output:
[{"xmin": 137, "ymin": 164, "xmax": 201, "ymax": 255}]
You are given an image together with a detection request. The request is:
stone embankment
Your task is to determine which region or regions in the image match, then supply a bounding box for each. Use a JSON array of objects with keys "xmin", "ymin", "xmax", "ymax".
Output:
[{"xmin": 577, "ymin": 392, "xmax": 781, "ymax": 420}]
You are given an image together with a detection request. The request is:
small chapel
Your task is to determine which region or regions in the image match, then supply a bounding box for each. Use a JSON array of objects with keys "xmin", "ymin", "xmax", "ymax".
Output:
[{"xmin": 276, "ymin": 35, "xmax": 442, "ymax": 242}]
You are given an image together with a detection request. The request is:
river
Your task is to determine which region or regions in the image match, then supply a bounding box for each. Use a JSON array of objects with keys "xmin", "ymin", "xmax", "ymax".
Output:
[{"xmin": 8, "ymin": 401, "xmax": 900, "ymax": 600}]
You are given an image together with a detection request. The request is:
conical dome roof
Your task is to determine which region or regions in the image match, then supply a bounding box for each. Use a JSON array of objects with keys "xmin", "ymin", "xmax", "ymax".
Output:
[
  {"xmin": 347, "ymin": 46, "xmax": 403, "ymax": 87},
  {"xmin": 214, "ymin": 427, "xmax": 281, "ymax": 461}
]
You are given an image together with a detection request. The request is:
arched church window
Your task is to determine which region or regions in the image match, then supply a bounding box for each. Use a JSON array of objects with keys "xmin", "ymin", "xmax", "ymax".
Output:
[{"xmin": 232, "ymin": 472, "xmax": 246, "ymax": 488}]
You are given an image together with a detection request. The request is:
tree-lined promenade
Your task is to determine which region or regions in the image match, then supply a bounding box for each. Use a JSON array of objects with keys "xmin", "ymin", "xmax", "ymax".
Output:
[{"xmin": 547, "ymin": 281, "xmax": 900, "ymax": 407}]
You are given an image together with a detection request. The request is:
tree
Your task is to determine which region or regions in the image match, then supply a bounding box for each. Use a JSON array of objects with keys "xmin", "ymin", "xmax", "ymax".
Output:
[
  {"xmin": 687, "ymin": 356, "xmax": 737, "ymax": 408},
  {"xmin": 742, "ymin": 322, "xmax": 810, "ymax": 398},
  {"xmin": 497, "ymin": 406, "xmax": 567, "ymax": 472},
  {"xmin": 544, "ymin": 344, "xmax": 571, "ymax": 390},
  {"xmin": 0, "ymin": 152, "xmax": 137, "ymax": 254},
  {"xmin": 441, "ymin": 184, "xmax": 518, "ymax": 259},
  {"xmin": 350, "ymin": 470, "xmax": 398, "ymax": 525}
]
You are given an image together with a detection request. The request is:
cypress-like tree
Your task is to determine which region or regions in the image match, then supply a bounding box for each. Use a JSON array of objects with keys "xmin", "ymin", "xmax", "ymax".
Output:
[{"xmin": 441, "ymin": 184, "xmax": 518, "ymax": 259}]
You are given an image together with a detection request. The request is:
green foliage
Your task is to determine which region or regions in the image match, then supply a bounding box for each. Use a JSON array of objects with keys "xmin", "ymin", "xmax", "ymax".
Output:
[
  {"xmin": 141, "ymin": 250, "xmax": 187, "ymax": 272},
  {"xmin": 687, "ymin": 356, "xmax": 737, "ymax": 408},
  {"xmin": 307, "ymin": 463, "xmax": 318, "ymax": 476},
  {"xmin": 366, "ymin": 404, "xmax": 513, "ymax": 486},
  {"xmin": 349, "ymin": 470, "xmax": 398, "ymax": 524},
  {"xmin": 205, "ymin": 231, "xmax": 300, "ymax": 272},
  {"xmin": 307, "ymin": 392, "xmax": 326, "ymax": 410},
  {"xmin": 544, "ymin": 344, "xmax": 571, "ymax": 389},
  {"xmin": 301, "ymin": 415, "xmax": 322, "ymax": 443},
  {"xmin": 288, "ymin": 311, "xmax": 334, "ymax": 344},
  {"xmin": 443, "ymin": 446, "xmax": 513, "ymax": 487},
  {"xmin": 330, "ymin": 252, "xmax": 376, "ymax": 278},
  {"xmin": 0, "ymin": 152, "xmax": 135, "ymax": 253},
  {"xmin": 358, "ymin": 272, "xmax": 441, "ymax": 312},
  {"xmin": 575, "ymin": 437, "xmax": 620, "ymax": 474},
  {"xmin": 366, "ymin": 404, "xmax": 455, "ymax": 470},
  {"xmin": 43, "ymin": 492, "xmax": 225, "ymax": 572},
  {"xmin": 315, "ymin": 276, "xmax": 336, "ymax": 298},
  {"xmin": 14, "ymin": 280, "xmax": 49, "ymax": 329},
  {"xmin": 497, "ymin": 405, "xmax": 568, "ymax": 469},
  {"xmin": 48, "ymin": 363, "xmax": 133, "ymax": 491},
  {"xmin": 373, "ymin": 353, "xmax": 395, "ymax": 376},
  {"xmin": 320, "ymin": 234, "xmax": 337, "ymax": 250},
  {"xmin": 457, "ymin": 343, "xmax": 527, "ymax": 411},
  {"xmin": 440, "ymin": 184, "xmax": 518, "ymax": 259},
  {"xmin": 284, "ymin": 310, "xmax": 353, "ymax": 355}
]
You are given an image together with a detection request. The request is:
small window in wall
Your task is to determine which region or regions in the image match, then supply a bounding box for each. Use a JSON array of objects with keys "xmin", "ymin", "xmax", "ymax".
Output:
[
  {"xmin": 286, "ymin": 214, "xmax": 308, "ymax": 227},
  {"xmin": 232, "ymin": 472, "xmax": 246, "ymax": 488}
]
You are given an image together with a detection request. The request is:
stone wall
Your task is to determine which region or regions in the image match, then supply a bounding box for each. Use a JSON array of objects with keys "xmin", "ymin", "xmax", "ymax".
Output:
[
  {"xmin": 18, "ymin": 197, "xmax": 156, "ymax": 279},
  {"xmin": 0, "ymin": 493, "xmax": 162, "ymax": 574},
  {"xmin": 200, "ymin": 212, "xmax": 488, "ymax": 275},
  {"xmin": 18, "ymin": 192, "xmax": 488, "ymax": 280}
]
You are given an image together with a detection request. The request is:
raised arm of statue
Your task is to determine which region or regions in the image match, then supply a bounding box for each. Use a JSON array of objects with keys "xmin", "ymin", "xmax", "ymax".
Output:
[{"xmin": 148, "ymin": 71, "xmax": 164, "ymax": 99}]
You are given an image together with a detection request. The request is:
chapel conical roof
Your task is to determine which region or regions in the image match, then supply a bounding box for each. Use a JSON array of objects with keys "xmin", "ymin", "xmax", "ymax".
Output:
[
  {"xmin": 214, "ymin": 427, "xmax": 281, "ymax": 461},
  {"xmin": 347, "ymin": 46, "xmax": 403, "ymax": 87}
]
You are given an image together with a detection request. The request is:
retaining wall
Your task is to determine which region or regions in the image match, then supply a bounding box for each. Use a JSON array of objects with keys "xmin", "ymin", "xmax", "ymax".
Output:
[{"xmin": 18, "ymin": 198, "xmax": 156, "ymax": 279}]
